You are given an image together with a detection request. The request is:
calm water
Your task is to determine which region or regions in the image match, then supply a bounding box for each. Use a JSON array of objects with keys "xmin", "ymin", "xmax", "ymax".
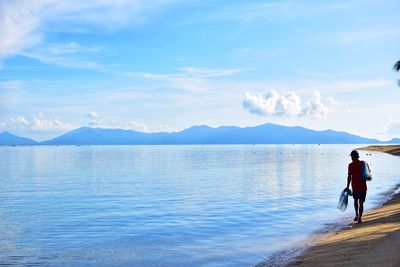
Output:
[{"xmin": 1, "ymin": 145, "xmax": 400, "ymax": 266}]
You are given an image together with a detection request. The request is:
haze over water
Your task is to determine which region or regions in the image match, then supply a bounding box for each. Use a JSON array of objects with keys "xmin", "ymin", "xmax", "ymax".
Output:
[{"xmin": 1, "ymin": 145, "xmax": 400, "ymax": 266}]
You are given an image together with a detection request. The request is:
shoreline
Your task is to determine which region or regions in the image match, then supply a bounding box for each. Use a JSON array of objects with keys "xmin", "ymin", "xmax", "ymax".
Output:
[
  {"xmin": 281, "ymin": 145, "xmax": 400, "ymax": 266},
  {"xmin": 257, "ymin": 184, "xmax": 400, "ymax": 267},
  {"xmin": 284, "ymin": 190, "xmax": 400, "ymax": 266},
  {"xmin": 357, "ymin": 144, "xmax": 400, "ymax": 156}
]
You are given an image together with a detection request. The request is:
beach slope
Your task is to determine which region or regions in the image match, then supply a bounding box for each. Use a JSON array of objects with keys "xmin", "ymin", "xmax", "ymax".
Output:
[
  {"xmin": 285, "ymin": 145, "xmax": 400, "ymax": 267},
  {"xmin": 286, "ymin": 193, "xmax": 400, "ymax": 266}
]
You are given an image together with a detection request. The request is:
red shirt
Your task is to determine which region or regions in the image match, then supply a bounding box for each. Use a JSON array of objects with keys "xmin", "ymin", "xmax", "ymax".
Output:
[{"xmin": 348, "ymin": 160, "xmax": 367, "ymax": 192}]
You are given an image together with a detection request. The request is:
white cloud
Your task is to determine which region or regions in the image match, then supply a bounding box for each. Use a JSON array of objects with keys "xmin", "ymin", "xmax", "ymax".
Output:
[
  {"xmin": 242, "ymin": 90, "xmax": 301, "ymax": 117},
  {"xmin": 327, "ymin": 97, "xmax": 338, "ymax": 107},
  {"xmin": 19, "ymin": 41, "xmax": 109, "ymax": 71},
  {"xmin": 382, "ymin": 118, "xmax": 400, "ymax": 138},
  {"xmin": 86, "ymin": 111, "xmax": 104, "ymax": 126},
  {"xmin": 302, "ymin": 91, "xmax": 331, "ymax": 118},
  {"xmin": 325, "ymin": 28, "xmax": 400, "ymax": 45},
  {"xmin": 243, "ymin": 90, "xmax": 334, "ymax": 118},
  {"xmin": 88, "ymin": 111, "xmax": 99, "ymax": 119},
  {"xmin": 83, "ymin": 111, "xmax": 173, "ymax": 132},
  {"xmin": 238, "ymin": 79, "xmax": 392, "ymax": 95},
  {"xmin": 0, "ymin": 0, "xmax": 174, "ymax": 63},
  {"xmin": 129, "ymin": 67, "xmax": 246, "ymax": 93},
  {"xmin": 179, "ymin": 67, "xmax": 248, "ymax": 78},
  {"xmin": 31, "ymin": 113, "xmax": 74, "ymax": 131},
  {"xmin": 10, "ymin": 116, "xmax": 30, "ymax": 127},
  {"xmin": 0, "ymin": 80, "xmax": 25, "ymax": 91},
  {"xmin": 48, "ymin": 42, "xmax": 100, "ymax": 54},
  {"xmin": 9, "ymin": 113, "xmax": 75, "ymax": 132},
  {"xmin": 131, "ymin": 67, "xmax": 247, "ymax": 81},
  {"xmin": 15, "ymin": 39, "xmax": 111, "ymax": 71},
  {"xmin": 0, "ymin": 0, "xmax": 43, "ymax": 59},
  {"xmin": 0, "ymin": 121, "xmax": 7, "ymax": 129},
  {"xmin": 121, "ymin": 121, "xmax": 174, "ymax": 133}
]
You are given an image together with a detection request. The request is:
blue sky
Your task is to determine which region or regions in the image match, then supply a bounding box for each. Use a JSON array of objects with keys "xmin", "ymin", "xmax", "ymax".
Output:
[{"xmin": 0, "ymin": 0, "xmax": 399, "ymax": 141}]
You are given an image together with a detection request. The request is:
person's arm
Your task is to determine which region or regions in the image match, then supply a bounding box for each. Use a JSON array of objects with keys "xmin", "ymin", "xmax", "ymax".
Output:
[
  {"xmin": 345, "ymin": 174, "xmax": 351, "ymax": 191},
  {"xmin": 345, "ymin": 164, "xmax": 351, "ymax": 191}
]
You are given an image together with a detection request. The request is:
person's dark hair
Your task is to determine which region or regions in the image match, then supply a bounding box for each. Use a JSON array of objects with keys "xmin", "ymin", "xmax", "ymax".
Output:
[{"xmin": 350, "ymin": 150, "xmax": 359, "ymax": 158}]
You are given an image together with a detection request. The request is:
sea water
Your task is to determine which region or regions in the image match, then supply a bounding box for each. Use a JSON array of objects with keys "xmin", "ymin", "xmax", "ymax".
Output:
[{"xmin": 1, "ymin": 145, "xmax": 400, "ymax": 266}]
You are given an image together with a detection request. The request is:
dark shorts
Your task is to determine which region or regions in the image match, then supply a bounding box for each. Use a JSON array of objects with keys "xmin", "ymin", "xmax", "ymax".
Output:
[{"xmin": 353, "ymin": 190, "xmax": 367, "ymax": 202}]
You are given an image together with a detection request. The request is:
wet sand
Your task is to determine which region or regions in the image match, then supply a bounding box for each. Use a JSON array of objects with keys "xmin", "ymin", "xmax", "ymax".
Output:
[
  {"xmin": 285, "ymin": 192, "xmax": 400, "ymax": 266},
  {"xmin": 284, "ymin": 145, "xmax": 400, "ymax": 267}
]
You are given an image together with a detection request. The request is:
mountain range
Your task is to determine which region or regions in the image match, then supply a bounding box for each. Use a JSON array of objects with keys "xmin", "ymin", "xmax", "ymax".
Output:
[
  {"xmin": 1, "ymin": 123, "xmax": 398, "ymax": 145},
  {"xmin": 0, "ymin": 131, "xmax": 38, "ymax": 145}
]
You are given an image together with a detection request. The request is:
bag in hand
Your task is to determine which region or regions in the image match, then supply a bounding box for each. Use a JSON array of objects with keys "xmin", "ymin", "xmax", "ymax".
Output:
[{"xmin": 361, "ymin": 161, "xmax": 372, "ymax": 182}]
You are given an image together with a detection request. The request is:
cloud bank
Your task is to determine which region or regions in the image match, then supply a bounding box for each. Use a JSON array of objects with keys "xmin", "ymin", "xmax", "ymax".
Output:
[
  {"xmin": 8, "ymin": 113, "xmax": 75, "ymax": 132},
  {"xmin": 243, "ymin": 90, "xmax": 334, "ymax": 118},
  {"xmin": 85, "ymin": 111, "xmax": 173, "ymax": 133}
]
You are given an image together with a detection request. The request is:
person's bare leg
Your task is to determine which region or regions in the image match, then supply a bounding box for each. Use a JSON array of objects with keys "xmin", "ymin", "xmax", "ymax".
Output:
[
  {"xmin": 354, "ymin": 199, "xmax": 359, "ymax": 221},
  {"xmin": 358, "ymin": 201, "xmax": 364, "ymax": 223}
]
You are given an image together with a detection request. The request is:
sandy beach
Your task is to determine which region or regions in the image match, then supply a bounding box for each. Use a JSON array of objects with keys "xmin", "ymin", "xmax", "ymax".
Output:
[
  {"xmin": 284, "ymin": 145, "xmax": 400, "ymax": 267},
  {"xmin": 286, "ymin": 192, "xmax": 400, "ymax": 266},
  {"xmin": 358, "ymin": 145, "xmax": 400, "ymax": 156}
]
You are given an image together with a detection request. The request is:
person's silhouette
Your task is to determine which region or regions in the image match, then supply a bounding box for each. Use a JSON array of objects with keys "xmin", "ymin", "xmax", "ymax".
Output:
[{"xmin": 345, "ymin": 150, "xmax": 370, "ymax": 224}]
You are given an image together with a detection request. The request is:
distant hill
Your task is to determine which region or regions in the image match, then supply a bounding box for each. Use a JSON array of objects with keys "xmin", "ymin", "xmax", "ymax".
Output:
[
  {"xmin": 39, "ymin": 123, "xmax": 381, "ymax": 145},
  {"xmin": 40, "ymin": 127, "xmax": 163, "ymax": 145},
  {"xmin": 385, "ymin": 138, "xmax": 400, "ymax": 144},
  {"xmin": 0, "ymin": 131, "xmax": 38, "ymax": 145},
  {"xmin": 0, "ymin": 123, "xmax": 389, "ymax": 145}
]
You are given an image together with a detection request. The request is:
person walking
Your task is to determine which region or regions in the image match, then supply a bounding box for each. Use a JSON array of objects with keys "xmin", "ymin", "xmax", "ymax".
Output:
[{"xmin": 345, "ymin": 150, "xmax": 369, "ymax": 224}]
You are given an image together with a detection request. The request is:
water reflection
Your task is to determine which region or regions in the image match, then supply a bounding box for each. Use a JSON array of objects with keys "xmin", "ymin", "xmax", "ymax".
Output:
[{"xmin": 0, "ymin": 145, "xmax": 399, "ymax": 266}]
